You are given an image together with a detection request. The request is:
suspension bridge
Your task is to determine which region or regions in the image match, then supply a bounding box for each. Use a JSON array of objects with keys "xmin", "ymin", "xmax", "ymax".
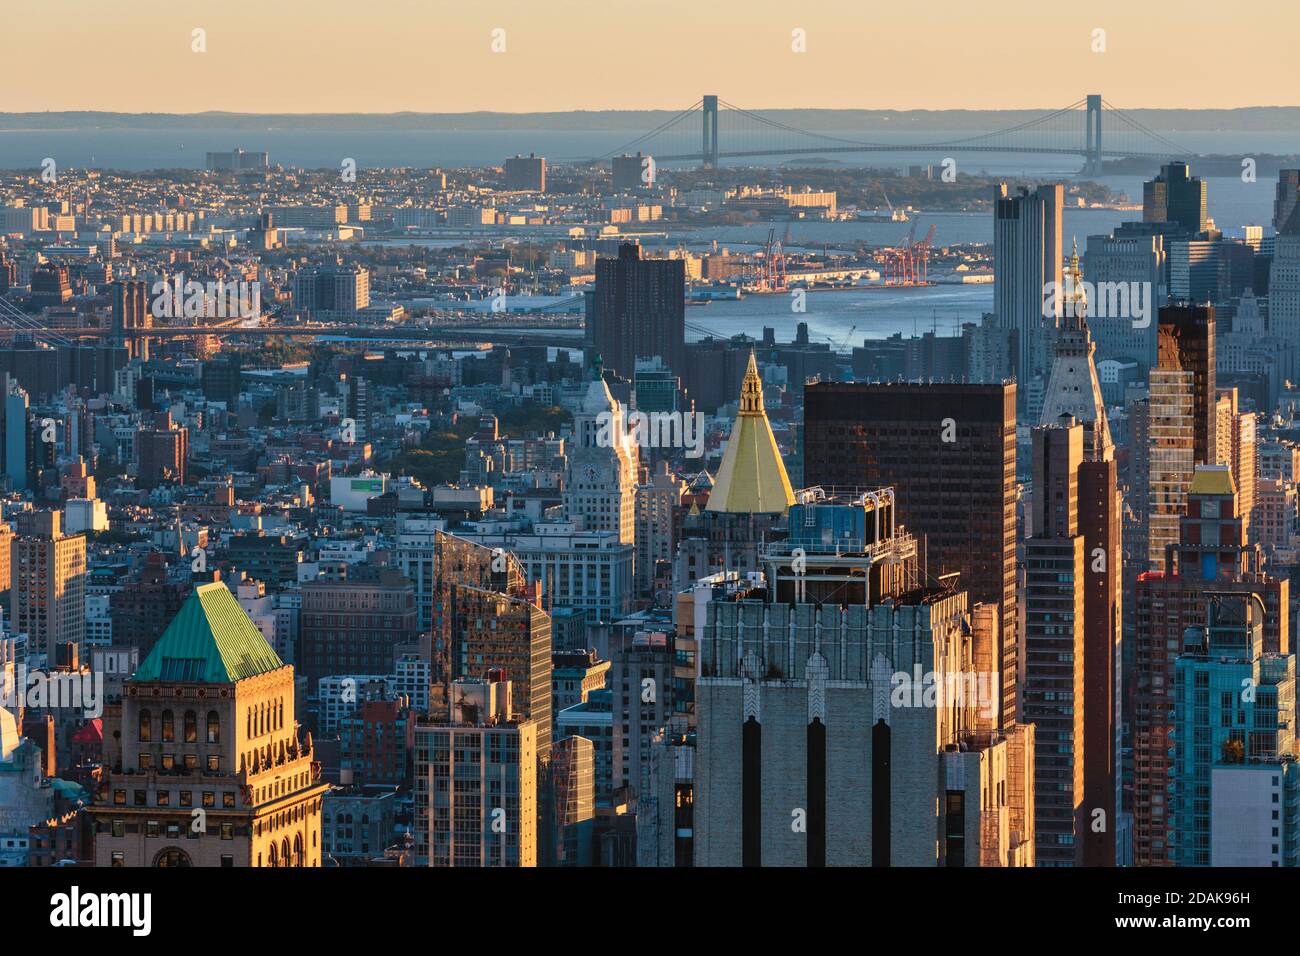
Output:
[{"xmin": 588, "ymin": 94, "xmax": 1192, "ymax": 173}]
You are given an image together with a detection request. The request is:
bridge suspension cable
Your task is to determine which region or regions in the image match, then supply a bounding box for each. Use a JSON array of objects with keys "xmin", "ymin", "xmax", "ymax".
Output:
[
  {"xmin": 593, "ymin": 100, "xmax": 703, "ymax": 161},
  {"xmin": 0, "ymin": 296, "xmax": 76, "ymax": 347},
  {"xmin": 1102, "ymin": 100, "xmax": 1190, "ymax": 155}
]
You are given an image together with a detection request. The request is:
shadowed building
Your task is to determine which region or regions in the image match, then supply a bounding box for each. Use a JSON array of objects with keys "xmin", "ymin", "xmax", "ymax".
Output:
[{"xmin": 803, "ymin": 382, "xmax": 1019, "ymax": 724}]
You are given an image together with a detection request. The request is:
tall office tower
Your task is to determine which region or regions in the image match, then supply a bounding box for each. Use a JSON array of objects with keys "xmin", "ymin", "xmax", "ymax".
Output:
[
  {"xmin": 1133, "ymin": 465, "xmax": 1288, "ymax": 865},
  {"xmin": 1147, "ymin": 304, "xmax": 1217, "ymax": 571},
  {"xmin": 1169, "ymin": 593, "xmax": 1298, "ymax": 866},
  {"xmin": 610, "ymin": 630, "xmax": 674, "ymax": 798},
  {"xmin": 994, "ymin": 183, "xmax": 1063, "ymax": 403},
  {"xmin": 1037, "ymin": 288, "xmax": 1122, "ymax": 865},
  {"xmin": 804, "ymin": 382, "xmax": 1019, "ymax": 724},
  {"xmin": 1159, "ymin": 304, "xmax": 1216, "ymax": 464},
  {"xmin": 634, "ymin": 461, "xmax": 684, "ymax": 600},
  {"xmin": 135, "ymin": 411, "xmax": 189, "ymax": 490},
  {"xmin": 565, "ymin": 363, "xmax": 638, "ymax": 546},
  {"xmin": 694, "ymin": 490, "xmax": 1036, "ymax": 866},
  {"xmin": 1268, "ymin": 202, "xmax": 1300, "ymax": 384},
  {"xmin": 1082, "ymin": 233, "xmax": 1167, "ymax": 372},
  {"xmin": 0, "ymin": 251, "xmax": 15, "ymax": 293},
  {"xmin": 1216, "ymin": 387, "xmax": 1255, "ymax": 536},
  {"xmin": 1147, "ymin": 366, "xmax": 1195, "ymax": 571},
  {"xmin": 591, "ymin": 243, "xmax": 685, "ymax": 379},
  {"xmin": 12, "ymin": 510, "xmax": 85, "ymax": 663},
  {"xmin": 1143, "ymin": 161, "xmax": 1208, "ymax": 235},
  {"xmin": 503, "ymin": 153, "xmax": 546, "ymax": 192},
  {"xmin": 299, "ymin": 565, "xmax": 417, "ymax": 690},
  {"xmin": 414, "ymin": 675, "xmax": 538, "ymax": 867},
  {"xmin": 1274, "ymin": 169, "xmax": 1300, "ymax": 234},
  {"xmin": 90, "ymin": 583, "xmax": 326, "ymax": 867},
  {"xmin": 3, "ymin": 375, "xmax": 27, "ymax": 491},
  {"xmin": 1023, "ymin": 421, "xmax": 1087, "ymax": 866},
  {"xmin": 549, "ymin": 735, "xmax": 595, "ymax": 866},
  {"xmin": 448, "ymin": 581, "xmax": 551, "ymax": 761},
  {"xmin": 612, "ymin": 152, "xmax": 653, "ymax": 191}
]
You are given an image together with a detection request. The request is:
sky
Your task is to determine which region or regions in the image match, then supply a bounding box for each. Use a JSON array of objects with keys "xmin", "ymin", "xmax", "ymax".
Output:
[{"xmin": 3, "ymin": 0, "xmax": 1298, "ymax": 114}]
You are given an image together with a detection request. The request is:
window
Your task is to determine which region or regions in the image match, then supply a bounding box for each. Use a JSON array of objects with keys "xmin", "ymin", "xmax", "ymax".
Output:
[
  {"xmin": 139, "ymin": 709, "xmax": 152, "ymax": 742},
  {"xmin": 184, "ymin": 711, "xmax": 198, "ymax": 743},
  {"xmin": 161, "ymin": 710, "xmax": 175, "ymax": 742},
  {"xmin": 207, "ymin": 711, "xmax": 220, "ymax": 744}
]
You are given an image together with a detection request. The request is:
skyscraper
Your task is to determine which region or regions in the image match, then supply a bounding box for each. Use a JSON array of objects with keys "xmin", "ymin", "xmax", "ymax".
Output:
[
  {"xmin": 994, "ymin": 182, "xmax": 1063, "ymax": 403},
  {"xmin": 591, "ymin": 243, "xmax": 685, "ymax": 379},
  {"xmin": 1148, "ymin": 304, "xmax": 1217, "ymax": 570},
  {"xmin": 1169, "ymin": 593, "xmax": 1297, "ymax": 866},
  {"xmin": 693, "ymin": 490, "xmax": 1035, "ymax": 866},
  {"xmin": 12, "ymin": 510, "xmax": 85, "ymax": 663},
  {"xmin": 414, "ymin": 675, "xmax": 538, "ymax": 867},
  {"xmin": 448, "ymin": 582, "xmax": 552, "ymax": 761},
  {"xmin": 803, "ymin": 382, "xmax": 1019, "ymax": 723},
  {"xmin": 1038, "ymin": 264, "xmax": 1122, "ymax": 866},
  {"xmin": 90, "ymin": 582, "xmax": 326, "ymax": 867},
  {"xmin": 1144, "ymin": 161, "xmax": 1208, "ymax": 236},
  {"xmin": 1133, "ymin": 465, "xmax": 1288, "ymax": 865},
  {"xmin": 3, "ymin": 375, "xmax": 27, "ymax": 492},
  {"xmin": 1023, "ymin": 420, "xmax": 1086, "ymax": 867},
  {"xmin": 565, "ymin": 362, "xmax": 638, "ymax": 546}
]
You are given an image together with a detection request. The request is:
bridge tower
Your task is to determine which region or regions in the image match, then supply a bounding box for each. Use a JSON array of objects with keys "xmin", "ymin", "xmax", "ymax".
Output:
[
  {"xmin": 702, "ymin": 95, "xmax": 719, "ymax": 169},
  {"xmin": 1085, "ymin": 94, "xmax": 1102, "ymax": 175}
]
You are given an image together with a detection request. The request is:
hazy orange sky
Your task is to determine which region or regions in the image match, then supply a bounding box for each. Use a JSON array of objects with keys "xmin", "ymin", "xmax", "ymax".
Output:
[{"xmin": 5, "ymin": 0, "xmax": 1298, "ymax": 113}]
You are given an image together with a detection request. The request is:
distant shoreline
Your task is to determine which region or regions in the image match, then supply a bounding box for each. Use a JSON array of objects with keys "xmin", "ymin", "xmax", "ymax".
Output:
[{"xmin": 2, "ymin": 106, "xmax": 1299, "ymax": 135}]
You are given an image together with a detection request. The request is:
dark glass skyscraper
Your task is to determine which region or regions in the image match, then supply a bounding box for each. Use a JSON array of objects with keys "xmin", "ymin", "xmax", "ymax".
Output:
[
  {"xmin": 591, "ymin": 243, "xmax": 685, "ymax": 379},
  {"xmin": 1143, "ymin": 162, "xmax": 1208, "ymax": 236},
  {"xmin": 803, "ymin": 382, "xmax": 1019, "ymax": 724}
]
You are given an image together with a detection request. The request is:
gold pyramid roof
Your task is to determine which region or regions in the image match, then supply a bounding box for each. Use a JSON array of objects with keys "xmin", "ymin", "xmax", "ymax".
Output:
[{"xmin": 706, "ymin": 352, "xmax": 795, "ymax": 515}]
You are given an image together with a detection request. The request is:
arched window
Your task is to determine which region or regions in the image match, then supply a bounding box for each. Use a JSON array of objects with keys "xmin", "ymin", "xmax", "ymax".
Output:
[
  {"xmin": 246, "ymin": 707, "xmax": 251, "ymax": 738},
  {"xmin": 183, "ymin": 710, "xmax": 197, "ymax": 743},
  {"xmin": 294, "ymin": 835, "xmax": 304, "ymax": 867},
  {"xmin": 139, "ymin": 709, "xmax": 152, "ymax": 742},
  {"xmin": 153, "ymin": 847, "xmax": 192, "ymax": 868},
  {"xmin": 161, "ymin": 710, "xmax": 175, "ymax": 742},
  {"xmin": 281, "ymin": 838, "xmax": 291, "ymax": 868},
  {"xmin": 207, "ymin": 711, "xmax": 220, "ymax": 744},
  {"xmin": 268, "ymin": 843, "xmax": 278, "ymax": 867}
]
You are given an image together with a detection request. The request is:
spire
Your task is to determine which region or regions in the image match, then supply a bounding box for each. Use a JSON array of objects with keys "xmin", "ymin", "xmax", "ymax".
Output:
[
  {"xmin": 738, "ymin": 351, "xmax": 765, "ymax": 416},
  {"xmin": 706, "ymin": 352, "xmax": 795, "ymax": 514},
  {"xmin": 1040, "ymin": 250, "xmax": 1113, "ymax": 460}
]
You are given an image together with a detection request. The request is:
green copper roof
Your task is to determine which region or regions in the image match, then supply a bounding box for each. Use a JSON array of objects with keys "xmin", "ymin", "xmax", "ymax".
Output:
[{"xmin": 133, "ymin": 582, "xmax": 284, "ymax": 684}]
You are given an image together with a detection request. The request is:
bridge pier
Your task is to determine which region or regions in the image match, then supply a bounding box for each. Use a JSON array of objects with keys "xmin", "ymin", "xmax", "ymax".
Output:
[
  {"xmin": 1085, "ymin": 94, "xmax": 1102, "ymax": 175},
  {"xmin": 702, "ymin": 95, "xmax": 719, "ymax": 169}
]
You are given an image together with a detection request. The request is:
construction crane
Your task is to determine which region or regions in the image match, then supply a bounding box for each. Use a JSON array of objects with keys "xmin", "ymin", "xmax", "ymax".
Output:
[
  {"xmin": 757, "ymin": 227, "xmax": 787, "ymax": 292},
  {"xmin": 883, "ymin": 222, "xmax": 936, "ymax": 287}
]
